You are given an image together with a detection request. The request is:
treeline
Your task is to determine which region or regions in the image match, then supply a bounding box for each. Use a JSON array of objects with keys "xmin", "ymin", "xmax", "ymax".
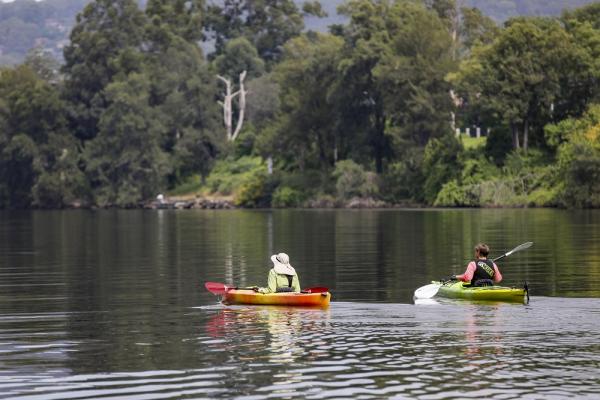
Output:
[{"xmin": 0, "ymin": 0, "xmax": 599, "ymax": 209}]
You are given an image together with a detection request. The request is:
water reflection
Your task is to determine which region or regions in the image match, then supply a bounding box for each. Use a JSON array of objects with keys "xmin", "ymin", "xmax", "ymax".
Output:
[{"xmin": 204, "ymin": 305, "xmax": 331, "ymax": 366}]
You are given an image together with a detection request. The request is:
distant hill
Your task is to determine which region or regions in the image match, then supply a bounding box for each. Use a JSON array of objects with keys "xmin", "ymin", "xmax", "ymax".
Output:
[
  {"xmin": 309, "ymin": 0, "xmax": 600, "ymax": 27},
  {"xmin": 1, "ymin": 0, "xmax": 598, "ymax": 65},
  {"xmin": 0, "ymin": 0, "xmax": 88, "ymax": 64},
  {"xmin": 466, "ymin": 0, "xmax": 599, "ymax": 22}
]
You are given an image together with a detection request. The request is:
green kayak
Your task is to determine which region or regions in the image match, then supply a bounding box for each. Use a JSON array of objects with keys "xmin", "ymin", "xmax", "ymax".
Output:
[{"xmin": 435, "ymin": 280, "xmax": 529, "ymax": 303}]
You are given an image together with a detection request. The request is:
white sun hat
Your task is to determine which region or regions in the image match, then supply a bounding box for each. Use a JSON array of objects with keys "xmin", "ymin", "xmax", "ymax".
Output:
[{"xmin": 271, "ymin": 253, "xmax": 296, "ymax": 276}]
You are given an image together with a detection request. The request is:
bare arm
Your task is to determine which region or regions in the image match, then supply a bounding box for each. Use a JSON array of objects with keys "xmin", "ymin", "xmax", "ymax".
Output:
[
  {"xmin": 456, "ymin": 262, "xmax": 476, "ymax": 282},
  {"xmin": 493, "ymin": 263, "xmax": 502, "ymax": 283}
]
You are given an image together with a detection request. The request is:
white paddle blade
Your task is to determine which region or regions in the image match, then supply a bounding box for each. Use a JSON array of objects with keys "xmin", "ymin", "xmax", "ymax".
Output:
[
  {"xmin": 505, "ymin": 241, "xmax": 533, "ymax": 257},
  {"xmin": 414, "ymin": 283, "xmax": 442, "ymax": 299}
]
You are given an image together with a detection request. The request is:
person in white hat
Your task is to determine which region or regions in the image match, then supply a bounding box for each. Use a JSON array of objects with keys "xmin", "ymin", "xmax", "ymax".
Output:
[{"xmin": 257, "ymin": 252, "xmax": 301, "ymax": 294}]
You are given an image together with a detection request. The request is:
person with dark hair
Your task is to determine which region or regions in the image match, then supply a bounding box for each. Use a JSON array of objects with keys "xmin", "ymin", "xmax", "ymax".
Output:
[{"xmin": 455, "ymin": 243, "xmax": 503, "ymax": 286}]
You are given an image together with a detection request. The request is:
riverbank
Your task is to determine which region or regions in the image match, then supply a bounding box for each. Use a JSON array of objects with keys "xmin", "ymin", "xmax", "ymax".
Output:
[{"xmin": 145, "ymin": 195, "xmax": 403, "ymax": 210}]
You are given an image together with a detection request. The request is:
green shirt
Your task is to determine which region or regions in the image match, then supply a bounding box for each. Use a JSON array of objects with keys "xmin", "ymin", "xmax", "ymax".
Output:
[{"xmin": 259, "ymin": 268, "xmax": 301, "ymax": 293}]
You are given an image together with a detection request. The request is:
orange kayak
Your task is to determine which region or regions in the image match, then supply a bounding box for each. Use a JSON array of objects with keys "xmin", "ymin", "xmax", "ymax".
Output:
[{"xmin": 222, "ymin": 289, "xmax": 331, "ymax": 307}]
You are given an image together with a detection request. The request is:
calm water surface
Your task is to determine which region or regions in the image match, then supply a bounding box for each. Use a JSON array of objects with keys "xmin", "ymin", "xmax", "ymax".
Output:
[{"xmin": 1, "ymin": 209, "xmax": 599, "ymax": 399}]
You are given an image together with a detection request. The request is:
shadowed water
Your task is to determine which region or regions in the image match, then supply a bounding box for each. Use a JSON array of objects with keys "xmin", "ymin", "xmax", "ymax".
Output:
[{"xmin": 1, "ymin": 209, "xmax": 599, "ymax": 399}]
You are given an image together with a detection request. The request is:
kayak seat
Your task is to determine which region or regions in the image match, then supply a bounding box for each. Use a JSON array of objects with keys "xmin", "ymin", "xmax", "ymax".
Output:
[
  {"xmin": 473, "ymin": 279, "xmax": 494, "ymax": 287},
  {"xmin": 276, "ymin": 287, "xmax": 295, "ymax": 293}
]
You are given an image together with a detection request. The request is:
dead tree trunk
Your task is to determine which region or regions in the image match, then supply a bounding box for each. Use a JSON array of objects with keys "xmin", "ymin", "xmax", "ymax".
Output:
[
  {"xmin": 231, "ymin": 71, "xmax": 247, "ymax": 142},
  {"xmin": 217, "ymin": 75, "xmax": 234, "ymax": 141},
  {"xmin": 217, "ymin": 71, "xmax": 247, "ymax": 142}
]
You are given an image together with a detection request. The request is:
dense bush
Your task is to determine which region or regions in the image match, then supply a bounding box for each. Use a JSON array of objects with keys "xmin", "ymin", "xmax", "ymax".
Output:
[
  {"xmin": 234, "ymin": 171, "xmax": 269, "ymax": 207},
  {"xmin": 272, "ymin": 186, "xmax": 305, "ymax": 207},
  {"xmin": 332, "ymin": 160, "xmax": 378, "ymax": 200},
  {"xmin": 558, "ymin": 143, "xmax": 600, "ymax": 207},
  {"xmin": 206, "ymin": 156, "xmax": 265, "ymax": 195},
  {"xmin": 380, "ymin": 153, "xmax": 424, "ymax": 203},
  {"xmin": 422, "ymin": 135, "xmax": 463, "ymax": 204}
]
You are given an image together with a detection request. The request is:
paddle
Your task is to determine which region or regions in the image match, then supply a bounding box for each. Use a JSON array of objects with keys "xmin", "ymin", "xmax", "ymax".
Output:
[
  {"xmin": 413, "ymin": 241, "xmax": 534, "ymax": 300},
  {"xmin": 205, "ymin": 281, "xmax": 329, "ymax": 295},
  {"xmin": 301, "ymin": 287, "xmax": 329, "ymax": 294},
  {"xmin": 205, "ymin": 282, "xmax": 257, "ymax": 295}
]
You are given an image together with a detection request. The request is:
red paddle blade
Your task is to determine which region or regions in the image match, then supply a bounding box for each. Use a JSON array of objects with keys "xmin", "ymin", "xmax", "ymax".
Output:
[
  {"xmin": 205, "ymin": 282, "xmax": 228, "ymax": 295},
  {"xmin": 303, "ymin": 287, "xmax": 329, "ymax": 293}
]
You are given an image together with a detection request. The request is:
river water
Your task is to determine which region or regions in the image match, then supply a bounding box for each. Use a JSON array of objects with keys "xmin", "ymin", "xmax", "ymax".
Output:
[{"xmin": 1, "ymin": 209, "xmax": 599, "ymax": 399}]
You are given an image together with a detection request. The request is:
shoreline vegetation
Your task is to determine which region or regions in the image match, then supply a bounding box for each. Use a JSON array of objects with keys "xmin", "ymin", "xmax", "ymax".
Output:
[{"xmin": 1, "ymin": 1, "xmax": 600, "ymax": 211}]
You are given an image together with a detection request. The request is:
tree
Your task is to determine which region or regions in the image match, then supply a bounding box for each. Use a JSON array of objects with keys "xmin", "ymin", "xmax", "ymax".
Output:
[
  {"xmin": 84, "ymin": 74, "xmax": 170, "ymax": 207},
  {"xmin": 62, "ymin": 0, "xmax": 146, "ymax": 142},
  {"xmin": 562, "ymin": 2, "xmax": 600, "ymax": 30},
  {"xmin": 144, "ymin": 0, "xmax": 222, "ymax": 184},
  {"xmin": 422, "ymin": 133, "xmax": 463, "ymax": 204},
  {"xmin": 459, "ymin": 7, "xmax": 500, "ymax": 51},
  {"xmin": 335, "ymin": 0, "xmax": 455, "ymax": 172},
  {"xmin": 24, "ymin": 46, "xmax": 61, "ymax": 83},
  {"xmin": 206, "ymin": 0, "xmax": 311, "ymax": 65},
  {"xmin": 213, "ymin": 37, "xmax": 265, "ymax": 79},
  {"xmin": 0, "ymin": 134, "xmax": 39, "ymax": 208},
  {"xmin": 0, "ymin": 65, "xmax": 84, "ymax": 208},
  {"xmin": 450, "ymin": 17, "xmax": 597, "ymax": 151},
  {"xmin": 546, "ymin": 104, "xmax": 600, "ymax": 207},
  {"xmin": 268, "ymin": 32, "xmax": 343, "ymax": 170},
  {"xmin": 145, "ymin": 0, "xmax": 205, "ymax": 44}
]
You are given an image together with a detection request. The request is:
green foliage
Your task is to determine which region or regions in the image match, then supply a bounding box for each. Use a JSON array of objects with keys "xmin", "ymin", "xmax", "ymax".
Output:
[
  {"xmin": 559, "ymin": 146, "xmax": 600, "ymax": 207},
  {"xmin": 332, "ymin": 159, "xmax": 378, "ymax": 200},
  {"xmin": 380, "ymin": 153, "xmax": 425, "ymax": 203},
  {"xmin": 206, "ymin": 0, "xmax": 305, "ymax": 65},
  {"xmin": 214, "ymin": 37, "xmax": 265, "ymax": 79},
  {"xmin": 270, "ymin": 32, "xmax": 343, "ymax": 170},
  {"xmin": 334, "ymin": 0, "xmax": 455, "ymax": 172},
  {"xmin": 461, "ymin": 135, "xmax": 487, "ymax": 149},
  {"xmin": 0, "ymin": 134, "xmax": 39, "ymax": 208},
  {"xmin": 234, "ymin": 170, "xmax": 274, "ymax": 207},
  {"xmin": 24, "ymin": 47, "xmax": 60, "ymax": 83},
  {"xmin": 246, "ymin": 74, "xmax": 280, "ymax": 129},
  {"xmin": 145, "ymin": 0, "xmax": 205, "ymax": 44},
  {"xmin": 0, "ymin": 66, "xmax": 66, "ymax": 143},
  {"xmin": 484, "ymin": 127, "xmax": 514, "ymax": 164},
  {"xmin": 552, "ymin": 104, "xmax": 600, "ymax": 207},
  {"xmin": 451, "ymin": 15, "xmax": 597, "ymax": 152},
  {"xmin": 62, "ymin": 0, "xmax": 146, "ymax": 141},
  {"xmin": 0, "ymin": 65, "xmax": 84, "ymax": 208},
  {"xmin": 84, "ymin": 73, "xmax": 170, "ymax": 207},
  {"xmin": 206, "ymin": 156, "xmax": 266, "ymax": 195},
  {"xmin": 435, "ymin": 150, "xmax": 559, "ymax": 207},
  {"xmin": 168, "ymin": 175, "xmax": 203, "ymax": 196},
  {"xmin": 459, "ymin": 6, "xmax": 500, "ymax": 51},
  {"xmin": 272, "ymin": 186, "xmax": 305, "ymax": 207},
  {"xmin": 434, "ymin": 180, "xmax": 474, "ymax": 207},
  {"xmin": 423, "ymin": 134, "xmax": 463, "ymax": 204}
]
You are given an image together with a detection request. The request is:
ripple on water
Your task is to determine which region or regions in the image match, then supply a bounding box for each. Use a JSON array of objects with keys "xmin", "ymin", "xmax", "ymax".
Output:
[{"xmin": 1, "ymin": 299, "xmax": 600, "ymax": 399}]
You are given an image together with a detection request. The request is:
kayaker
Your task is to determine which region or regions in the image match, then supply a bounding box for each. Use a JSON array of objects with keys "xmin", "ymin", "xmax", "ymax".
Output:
[
  {"xmin": 455, "ymin": 243, "xmax": 503, "ymax": 286},
  {"xmin": 256, "ymin": 253, "xmax": 301, "ymax": 294}
]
